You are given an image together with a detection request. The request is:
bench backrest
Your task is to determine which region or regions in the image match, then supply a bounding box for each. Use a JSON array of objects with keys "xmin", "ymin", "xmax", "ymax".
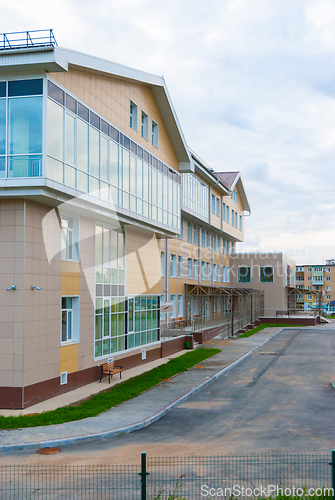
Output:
[{"xmin": 103, "ymin": 361, "xmax": 115, "ymax": 371}]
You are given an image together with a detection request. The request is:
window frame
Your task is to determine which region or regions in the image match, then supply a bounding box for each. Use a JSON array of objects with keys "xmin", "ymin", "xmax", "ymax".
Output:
[
  {"xmin": 151, "ymin": 120, "xmax": 158, "ymax": 148},
  {"xmin": 141, "ymin": 110, "xmax": 149, "ymax": 140},
  {"xmin": 260, "ymin": 266, "xmax": 274, "ymax": 283},
  {"xmin": 129, "ymin": 100, "xmax": 138, "ymax": 131},
  {"xmin": 61, "ymin": 212, "xmax": 79, "ymax": 262},
  {"xmin": 61, "ymin": 295, "xmax": 80, "ymax": 345}
]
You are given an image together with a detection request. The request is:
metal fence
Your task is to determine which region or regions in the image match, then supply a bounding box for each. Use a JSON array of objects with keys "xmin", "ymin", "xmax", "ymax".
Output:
[{"xmin": 1, "ymin": 453, "xmax": 333, "ymax": 499}]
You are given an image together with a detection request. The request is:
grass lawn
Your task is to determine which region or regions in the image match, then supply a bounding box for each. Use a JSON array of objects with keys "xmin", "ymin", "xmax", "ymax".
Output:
[
  {"xmin": 0, "ymin": 348, "xmax": 220, "ymax": 430},
  {"xmin": 238, "ymin": 323, "xmax": 303, "ymax": 338}
]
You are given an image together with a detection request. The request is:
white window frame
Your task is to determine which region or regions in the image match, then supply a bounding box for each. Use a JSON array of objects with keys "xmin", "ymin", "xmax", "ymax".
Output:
[
  {"xmin": 61, "ymin": 213, "xmax": 79, "ymax": 262},
  {"xmin": 61, "ymin": 295, "xmax": 80, "ymax": 345},
  {"xmin": 141, "ymin": 110, "xmax": 148, "ymax": 140},
  {"xmin": 129, "ymin": 100, "xmax": 138, "ymax": 131},
  {"xmin": 152, "ymin": 120, "xmax": 159, "ymax": 148}
]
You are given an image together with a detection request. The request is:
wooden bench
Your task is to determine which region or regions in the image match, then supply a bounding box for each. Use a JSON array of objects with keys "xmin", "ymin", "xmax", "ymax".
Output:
[{"xmin": 99, "ymin": 361, "xmax": 124, "ymax": 384}]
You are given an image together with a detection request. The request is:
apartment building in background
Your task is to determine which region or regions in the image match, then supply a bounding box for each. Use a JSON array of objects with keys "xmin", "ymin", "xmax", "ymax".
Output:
[
  {"xmin": 0, "ymin": 31, "xmax": 252, "ymax": 409},
  {"xmin": 230, "ymin": 253, "xmax": 297, "ymax": 315},
  {"xmin": 296, "ymin": 260, "xmax": 335, "ymax": 312}
]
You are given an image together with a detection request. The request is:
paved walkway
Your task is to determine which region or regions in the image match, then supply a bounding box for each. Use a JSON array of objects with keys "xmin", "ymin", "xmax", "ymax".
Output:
[{"xmin": 0, "ymin": 325, "xmax": 330, "ymax": 452}]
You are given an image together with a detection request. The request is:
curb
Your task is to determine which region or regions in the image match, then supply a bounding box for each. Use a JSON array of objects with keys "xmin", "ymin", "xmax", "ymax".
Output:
[{"xmin": 0, "ymin": 328, "xmax": 285, "ymax": 452}]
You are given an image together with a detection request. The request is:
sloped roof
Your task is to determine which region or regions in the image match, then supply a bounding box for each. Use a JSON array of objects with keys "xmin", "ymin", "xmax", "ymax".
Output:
[
  {"xmin": 215, "ymin": 171, "xmax": 251, "ymax": 213},
  {"xmin": 215, "ymin": 171, "xmax": 240, "ymax": 190},
  {"xmin": 0, "ymin": 45, "xmax": 191, "ymax": 168}
]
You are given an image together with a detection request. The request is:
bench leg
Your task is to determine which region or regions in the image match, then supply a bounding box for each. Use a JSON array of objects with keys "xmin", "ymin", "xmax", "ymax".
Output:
[{"xmin": 99, "ymin": 366, "xmax": 103, "ymax": 383}]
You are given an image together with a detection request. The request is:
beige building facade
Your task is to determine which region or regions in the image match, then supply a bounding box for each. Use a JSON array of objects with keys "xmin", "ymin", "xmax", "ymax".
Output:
[{"xmin": 296, "ymin": 261, "xmax": 335, "ymax": 312}]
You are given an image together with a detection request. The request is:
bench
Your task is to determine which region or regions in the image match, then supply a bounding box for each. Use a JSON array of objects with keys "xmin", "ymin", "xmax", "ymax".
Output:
[{"xmin": 99, "ymin": 361, "xmax": 124, "ymax": 384}]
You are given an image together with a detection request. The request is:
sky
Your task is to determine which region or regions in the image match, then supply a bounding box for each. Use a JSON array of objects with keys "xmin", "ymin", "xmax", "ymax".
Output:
[{"xmin": 1, "ymin": 0, "xmax": 335, "ymax": 264}]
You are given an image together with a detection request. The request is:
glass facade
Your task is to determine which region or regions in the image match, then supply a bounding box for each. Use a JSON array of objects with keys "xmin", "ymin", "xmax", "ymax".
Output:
[
  {"xmin": 46, "ymin": 80, "xmax": 181, "ymax": 231},
  {"xmin": 94, "ymin": 224, "xmax": 160, "ymax": 359},
  {"xmin": 0, "ymin": 79, "xmax": 43, "ymax": 178},
  {"xmin": 182, "ymin": 173, "xmax": 208, "ymax": 219}
]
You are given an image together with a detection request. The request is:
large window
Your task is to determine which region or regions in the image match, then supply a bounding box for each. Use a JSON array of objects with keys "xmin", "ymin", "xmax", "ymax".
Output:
[
  {"xmin": 187, "ymin": 258, "xmax": 193, "ymax": 279},
  {"xmin": 212, "ymin": 194, "xmax": 216, "ymax": 214},
  {"xmin": 61, "ymin": 214, "xmax": 79, "ymax": 262},
  {"xmin": 182, "ymin": 173, "xmax": 208, "ymax": 219},
  {"xmin": 260, "ymin": 266, "xmax": 274, "ymax": 283},
  {"xmin": 238, "ymin": 267, "xmax": 251, "ymax": 283},
  {"xmin": 45, "ymin": 79, "xmax": 181, "ymax": 232},
  {"xmin": 177, "ymin": 256, "xmax": 183, "ymax": 278},
  {"xmin": 4, "ymin": 79, "xmax": 43, "ymax": 178}
]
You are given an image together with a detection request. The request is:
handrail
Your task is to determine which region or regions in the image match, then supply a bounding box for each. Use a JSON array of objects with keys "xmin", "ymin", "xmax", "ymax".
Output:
[{"xmin": 0, "ymin": 30, "xmax": 57, "ymax": 51}]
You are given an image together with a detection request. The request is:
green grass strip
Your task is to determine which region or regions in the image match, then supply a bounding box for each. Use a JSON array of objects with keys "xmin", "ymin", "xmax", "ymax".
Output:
[
  {"xmin": 239, "ymin": 323, "xmax": 303, "ymax": 338},
  {"xmin": 0, "ymin": 348, "xmax": 220, "ymax": 430}
]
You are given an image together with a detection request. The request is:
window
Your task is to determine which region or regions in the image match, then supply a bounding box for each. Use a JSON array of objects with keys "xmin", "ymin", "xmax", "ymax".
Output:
[
  {"xmin": 308, "ymin": 286, "xmax": 312, "ymax": 290},
  {"xmin": 260, "ymin": 266, "xmax": 274, "ymax": 283},
  {"xmin": 327, "ymin": 295, "xmax": 331, "ymax": 300},
  {"xmin": 177, "ymin": 256, "xmax": 183, "ymax": 278},
  {"xmin": 161, "ymin": 251, "xmax": 165, "ymax": 277},
  {"xmin": 226, "ymin": 206, "xmax": 230, "ymax": 224},
  {"xmin": 238, "ymin": 267, "xmax": 251, "ymax": 283},
  {"xmin": 187, "ymin": 258, "xmax": 193, "ymax": 279},
  {"xmin": 307, "ymin": 268, "xmax": 311, "ymax": 272},
  {"xmin": 222, "ymin": 266, "xmax": 226, "ymax": 282},
  {"xmin": 193, "ymin": 224, "xmax": 198, "ymax": 245},
  {"xmin": 227, "ymin": 240, "xmax": 230, "ymax": 255},
  {"xmin": 308, "ymin": 295, "xmax": 312, "ymax": 299},
  {"xmin": 232, "ymin": 209, "xmax": 235, "ymax": 225},
  {"xmin": 217, "ymin": 236, "xmax": 220, "ymax": 252},
  {"xmin": 236, "ymin": 191, "xmax": 238, "ymax": 204},
  {"xmin": 187, "ymin": 222, "xmax": 192, "ymax": 242},
  {"xmin": 212, "ymin": 194, "xmax": 216, "ymax": 214},
  {"xmin": 206, "ymin": 231, "xmax": 210, "ymax": 248},
  {"xmin": 326, "ymin": 276, "xmax": 331, "ymax": 281},
  {"xmin": 226, "ymin": 266, "xmax": 230, "ymax": 283},
  {"xmin": 222, "ymin": 202, "xmax": 226, "ymax": 221},
  {"xmin": 178, "ymin": 220, "xmax": 183, "ymax": 240},
  {"xmin": 231, "ymin": 242, "xmax": 235, "ymax": 253},
  {"xmin": 194, "ymin": 259, "xmax": 199, "ymax": 280},
  {"xmin": 239, "ymin": 215, "xmax": 242, "ymax": 231},
  {"xmin": 61, "ymin": 296, "xmax": 79, "ymax": 344},
  {"xmin": 152, "ymin": 120, "xmax": 158, "ymax": 148},
  {"xmin": 315, "ymin": 286, "xmax": 322, "ymax": 290},
  {"xmin": 235, "ymin": 211, "xmax": 238, "ymax": 228},
  {"xmin": 326, "ymin": 268, "xmax": 331, "ymax": 272},
  {"xmin": 213, "ymin": 234, "xmax": 217, "ymax": 251},
  {"xmin": 314, "ymin": 267, "xmax": 323, "ymax": 272},
  {"xmin": 201, "ymin": 261, "xmax": 206, "ymax": 281},
  {"xmin": 216, "ymin": 197, "xmax": 220, "ymax": 217},
  {"xmin": 213, "ymin": 263, "xmax": 217, "ymax": 282},
  {"xmin": 170, "ymin": 294, "xmax": 176, "ymax": 318},
  {"xmin": 177, "ymin": 294, "xmax": 183, "ymax": 317},
  {"xmin": 141, "ymin": 111, "xmax": 148, "ymax": 140},
  {"xmin": 326, "ymin": 286, "xmax": 331, "ymax": 291},
  {"xmin": 222, "ymin": 238, "xmax": 226, "ymax": 254},
  {"xmin": 201, "ymin": 228, "xmax": 205, "ymax": 247},
  {"xmin": 308, "ymin": 276, "xmax": 312, "ymax": 281},
  {"xmin": 170, "ymin": 254, "xmax": 176, "ymax": 278},
  {"xmin": 61, "ymin": 214, "xmax": 79, "ymax": 262},
  {"xmin": 129, "ymin": 100, "xmax": 137, "ymax": 131},
  {"xmin": 206, "ymin": 262, "xmax": 210, "ymax": 281}
]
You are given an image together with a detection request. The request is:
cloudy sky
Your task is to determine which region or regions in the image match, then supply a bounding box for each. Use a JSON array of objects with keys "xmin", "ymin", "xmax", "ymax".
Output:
[{"xmin": 2, "ymin": 0, "xmax": 335, "ymax": 264}]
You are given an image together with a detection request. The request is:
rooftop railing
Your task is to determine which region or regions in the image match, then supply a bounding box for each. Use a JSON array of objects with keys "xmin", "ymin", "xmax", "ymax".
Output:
[{"xmin": 0, "ymin": 30, "xmax": 57, "ymax": 51}]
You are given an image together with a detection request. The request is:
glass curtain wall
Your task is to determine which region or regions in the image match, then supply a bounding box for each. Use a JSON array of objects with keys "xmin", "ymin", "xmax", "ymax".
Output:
[
  {"xmin": 0, "ymin": 79, "xmax": 43, "ymax": 178},
  {"xmin": 46, "ymin": 80, "xmax": 181, "ymax": 231},
  {"xmin": 94, "ymin": 224, "xmax": 160, "ymax": 359},
  {"xmin": 182, "ymin": 173, "xmax": 208, "ymax": 219}
]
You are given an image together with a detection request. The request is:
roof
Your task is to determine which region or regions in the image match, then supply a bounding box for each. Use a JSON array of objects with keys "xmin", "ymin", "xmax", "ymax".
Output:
[
  {"xmin": 0, "ymin": 45, "xmax": 191, "ymax": 169},
  {"xmin": 215, "ymin": 171, "xmax": 251, "ymax": 213}
]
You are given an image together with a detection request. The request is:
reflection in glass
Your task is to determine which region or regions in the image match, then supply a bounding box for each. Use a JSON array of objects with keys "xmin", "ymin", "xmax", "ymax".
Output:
[
  {"xmin": 8, "ymin": 97, "xmax": 42, "ymax": 155},
  {"xmin": 0, "ymin": 100, "xmax": 5, "ymax": 155},
  {"xmin": 65, "ymin": 113, "xmax": 75, "ymax": 165},
  {"xmin": 47, "ymin": 99, "xmax": 64, "ymax": 161},
  {"xmin": 77, "ymin": 119, "xmax": 88, "ymax": 172}
]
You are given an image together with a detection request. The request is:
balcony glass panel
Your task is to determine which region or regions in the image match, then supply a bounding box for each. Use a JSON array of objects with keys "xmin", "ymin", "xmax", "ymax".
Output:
[{"xmin": 8, "ymin": 97, "xmax": 42, "ymax": 155}]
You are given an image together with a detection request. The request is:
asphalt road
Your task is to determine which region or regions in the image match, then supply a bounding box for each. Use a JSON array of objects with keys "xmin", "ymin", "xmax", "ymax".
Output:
[{"xmin": 3, "ymin": 328, "xmax": 335, "ymax": 463}]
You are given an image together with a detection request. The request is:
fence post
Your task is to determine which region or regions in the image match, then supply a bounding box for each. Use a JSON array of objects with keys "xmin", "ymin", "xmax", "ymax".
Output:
[
  {"xmin": 332, "ymin": 450, "xmax": 335, "ymax": 500},
  {"xmin": 141, "ymin": 452, "xmax": 147, "ymax": 500}
]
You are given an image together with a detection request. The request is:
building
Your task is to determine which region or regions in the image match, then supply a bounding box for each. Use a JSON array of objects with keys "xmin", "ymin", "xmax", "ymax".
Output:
[
  {"xmin": 230, "ymin": 252, "xmax": 297, "ymax": 316},
  {"xmin": 0, "ymin": 30, "xmax": 256, "ymax": 409},
  {"xmin": 296, "ymin": 263, "xmax": 335, "ymax": 312}
]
